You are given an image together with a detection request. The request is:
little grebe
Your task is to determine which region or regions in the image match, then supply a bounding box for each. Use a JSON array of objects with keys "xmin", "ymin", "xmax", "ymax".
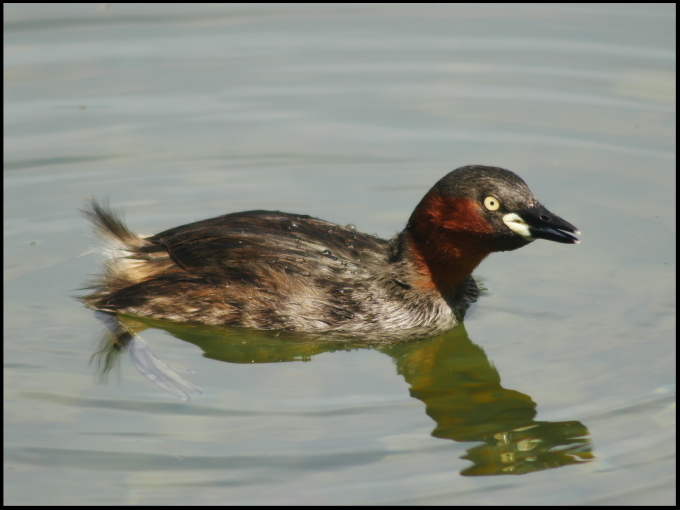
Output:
[{"xmin": 81, "ymin": 165, "xmax": 579, "ymax": 340}]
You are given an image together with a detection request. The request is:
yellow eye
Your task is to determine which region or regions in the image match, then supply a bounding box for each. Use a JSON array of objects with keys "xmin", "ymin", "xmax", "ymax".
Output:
[{"xmin": 484, "ymin": 196, "xmax": 500, "ymax": 211}]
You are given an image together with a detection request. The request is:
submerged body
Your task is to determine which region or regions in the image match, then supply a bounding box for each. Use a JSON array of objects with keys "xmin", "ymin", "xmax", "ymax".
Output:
[{"xmin": 82, "ymin": 165, "xmax": 579, "ymax": 340}]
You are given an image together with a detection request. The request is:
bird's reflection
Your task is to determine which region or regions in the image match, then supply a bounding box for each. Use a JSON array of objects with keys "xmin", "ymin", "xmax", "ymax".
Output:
[{"xmin": 90, "ymin": 312, "xmax": 593, "ymax": 476}]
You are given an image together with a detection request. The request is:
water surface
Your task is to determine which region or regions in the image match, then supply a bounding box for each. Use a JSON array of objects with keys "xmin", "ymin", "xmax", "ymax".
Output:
[{"xmin": 4, "ymin": 3, "xmax": 675, "ymax": 505}]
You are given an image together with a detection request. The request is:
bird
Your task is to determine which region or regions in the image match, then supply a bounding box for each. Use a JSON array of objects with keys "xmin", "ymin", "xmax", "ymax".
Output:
[{"xmin": 81, "ymin": 165, "xmax": 579, "ymax": 341}]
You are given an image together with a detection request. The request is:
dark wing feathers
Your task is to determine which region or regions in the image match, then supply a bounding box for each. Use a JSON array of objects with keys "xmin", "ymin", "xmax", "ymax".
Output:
[{"xmin": 143, "ymin": 210, "xmax": 389, "ymax": 277}]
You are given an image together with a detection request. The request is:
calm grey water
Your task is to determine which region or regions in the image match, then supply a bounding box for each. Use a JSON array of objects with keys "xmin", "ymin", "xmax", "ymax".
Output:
[{"xmin": 4, "ymin": 4, "xmax": 675, "ymax": 505}]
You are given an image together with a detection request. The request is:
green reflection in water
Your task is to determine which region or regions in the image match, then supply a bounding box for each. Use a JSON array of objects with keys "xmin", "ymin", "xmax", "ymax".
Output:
[{"xmin": 90, "ymin": 313, "xmax": 594, "ymax": 476}]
